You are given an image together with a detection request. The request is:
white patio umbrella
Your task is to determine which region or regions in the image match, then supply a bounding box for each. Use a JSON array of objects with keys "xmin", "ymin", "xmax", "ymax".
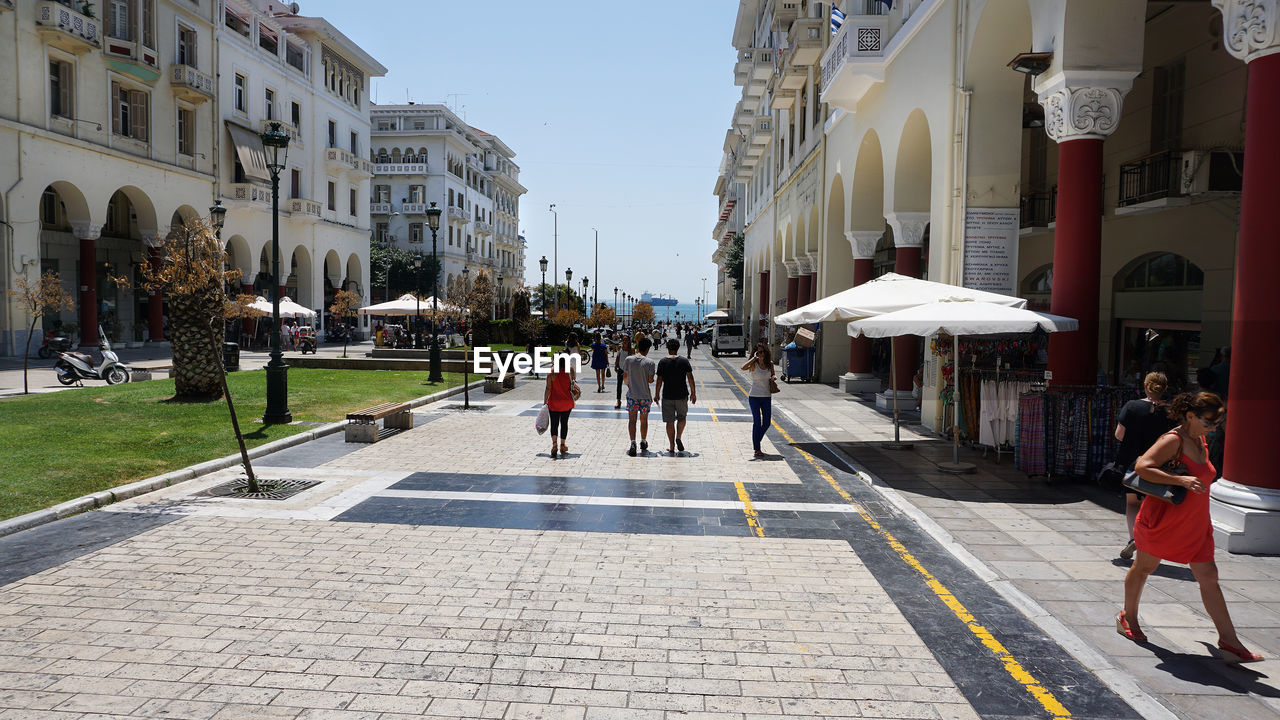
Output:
[
  {"xmin": 773, "ymin": 274, "xmax": 1029, "ymax": 446},
  {"xmin": 276, "ymin": 296, "xmax": 315, "ymax": 319},
  {"xmin": 848, "ymin": 299, "xmax": 1077, "ymax": 472},
  {"xmin": 358, "ymin": 293, "xmax": 427, "ymax": 316},
  {"xmin": 705, "ymin": 309, "xmax": 730, "ymax": 320}
]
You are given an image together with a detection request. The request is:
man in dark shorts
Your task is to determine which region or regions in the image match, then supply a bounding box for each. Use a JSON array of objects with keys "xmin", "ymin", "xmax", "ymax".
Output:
[{"xmin": 654, "ymin": 339, "xmax": 697, "ymax": 456}]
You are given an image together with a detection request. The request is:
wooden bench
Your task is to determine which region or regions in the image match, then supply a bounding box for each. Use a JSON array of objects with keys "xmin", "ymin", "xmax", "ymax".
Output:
[{"xmin": 345, "ymin": 401, "xmax": 412, "ymax": 443}]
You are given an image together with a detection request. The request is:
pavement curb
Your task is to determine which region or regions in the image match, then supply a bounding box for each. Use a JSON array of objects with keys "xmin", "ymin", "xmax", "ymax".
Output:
[{"xmin": 0, "ymin": 378, "xmax": 486, "ymax": 540}]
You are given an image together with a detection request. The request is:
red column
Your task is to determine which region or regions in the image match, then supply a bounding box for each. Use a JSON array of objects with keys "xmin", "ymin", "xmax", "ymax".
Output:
[
  {"xmin": 849, "ymin": 259, "xmax": 873, "ymax": 373},
  {"xmin": 1224, "ymin": 54, "xmax": 1280, "ymax": 491},
  {"xmin": 78, "ymin": 231, "xmax": 98, "ymax": 349},
  {"xmin": 808, "ymin": 272, "xmax": 817, "ymax": 304},
  {"xmin": 785, "ymin": 275, "xmax": 799, "ymax": 311},
  {"xmin": 893, "ymin": 246, "xmax": 922, "ymax": 391},
  {"xmin": 277, "ymin": 284, "xmax": 286, "ymax": 300},
  {"xmin": 147, "ymin": 245, "xmax": 164, "ymax": 342},
  {"xmin": 796, "ymin": 274, "xmax": 812, "ymax": 312},
  {"xmin": 1046, "ymin": 138, "xmax": 1104, "ymax": 386}
]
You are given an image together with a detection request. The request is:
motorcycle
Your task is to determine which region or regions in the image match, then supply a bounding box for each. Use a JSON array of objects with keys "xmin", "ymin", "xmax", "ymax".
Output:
[
  {"xmin": 54, "ymin": 334, "xmax": 131, "ymax": 386},
  {"xmin": 297, "ymin": 326, "xmax": 317, "ymax": 354},
  {"xmin": 38, "ymin": 330, "xmax": 73, "ymax": 359}
]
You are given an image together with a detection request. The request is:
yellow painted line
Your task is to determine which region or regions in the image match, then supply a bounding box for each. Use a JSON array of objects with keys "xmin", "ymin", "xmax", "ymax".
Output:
[
  {"xmin": 707, "ymin": 354, "xmax": 1073, "ymax": 720},
  {"xmin": 707, "ymin": 407, "xmax": 719, "ymax": 422},
  {"xmin": 734, "ymin": 481, "xmax": 765, "ymax": 538}
]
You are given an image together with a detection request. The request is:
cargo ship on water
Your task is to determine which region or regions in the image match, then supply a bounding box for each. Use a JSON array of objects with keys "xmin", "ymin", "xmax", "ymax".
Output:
[{"xmin": 640, "ymin": 292, "xmax": 678, "ymax": 307}]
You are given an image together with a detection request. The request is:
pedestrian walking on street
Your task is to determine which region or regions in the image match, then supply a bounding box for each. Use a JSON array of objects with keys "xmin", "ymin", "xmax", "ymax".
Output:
[
  {"xmin": 590, "ymin": 332, "xmax": 609, "ymax": 392},
  {"xmin": 1118, "ymin": 391, "xmax": 1262, "ymax": 663},
  {"xmin": 622, "ymin": 337, "xmax": 657, "ymax": 456},
  {"xmin": 614, "ymin": 335, "xmax": 632, "ymax": 409},
  {"xmin": 655, "ymin": 338, "xmax": 696, "ymax": 455},
  {"xmin": 742, "ymin": 342, "xmax": 776, "ymax": 458},
  {"xmin": 1113, "ymin": 372, "xmax": 1173, "ymax": 560},
  {"xmin": 544, "ymin": 342, "xmax": 578, "ymax": 459},
  {"xmin": 685, "ymin": 329, "xmax": 696, "ymax": 358}
]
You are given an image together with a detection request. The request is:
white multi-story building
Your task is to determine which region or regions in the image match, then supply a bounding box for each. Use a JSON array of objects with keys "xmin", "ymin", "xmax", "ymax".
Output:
[
  {"xmin": 0, "ymin": 0, "xmax": 221, "ymax": 353},
  {"xmin": 0, "ymin": 0, "xmax": 383, "ymax": 355},
  {"xmin": 217, "ymin": 0, "xmax": 384, "ymax": 329},
  {"xmin": 369, "ymin": 103, "xmax": 526, "ymax": 316}
]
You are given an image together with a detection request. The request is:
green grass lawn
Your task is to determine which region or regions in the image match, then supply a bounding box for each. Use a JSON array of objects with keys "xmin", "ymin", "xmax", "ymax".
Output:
[{"xmin": 0, "ymin": 369, "xmax": 465, "ymax": 521}]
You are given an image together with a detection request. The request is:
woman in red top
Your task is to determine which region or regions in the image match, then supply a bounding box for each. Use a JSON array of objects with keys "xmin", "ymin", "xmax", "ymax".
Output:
[
  {"xmin": 544, "ymin": 340, "xmax": 578, "ymax": 459},
  {"xmin": 1119, "ymin": 391, "xmax": 1262, "ymax": 663}
]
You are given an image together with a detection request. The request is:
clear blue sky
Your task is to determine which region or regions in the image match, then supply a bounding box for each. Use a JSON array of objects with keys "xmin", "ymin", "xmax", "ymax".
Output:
[{"xmin": 306, "ymin": 0, "xmax": 742, "ymax": 308}]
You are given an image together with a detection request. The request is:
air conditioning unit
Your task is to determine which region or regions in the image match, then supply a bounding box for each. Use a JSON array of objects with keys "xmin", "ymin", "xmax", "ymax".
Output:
[{"xmin": 1181, "ymin": 149, "xmax": 1244, "ymax": 195}]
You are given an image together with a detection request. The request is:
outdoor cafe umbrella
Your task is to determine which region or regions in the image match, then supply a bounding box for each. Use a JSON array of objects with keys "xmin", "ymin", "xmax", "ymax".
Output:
[
  {"xmin": 277, "ymin": 296, "xmax": 315, "ymax": 318},
  {"xmin": 705, "ymin": 309, "xmax": 730, "ymax": 320},
  {"xmin": 357, "ymin": 293, "xmax": 427, "ymax": 315},
  {"xmin": 848, "ymin": 299, "xmax": 1078, "ymax": 472},
  {"xmin": 773, "ymin": 273, "xmax": 1030, "ymax": 447}
]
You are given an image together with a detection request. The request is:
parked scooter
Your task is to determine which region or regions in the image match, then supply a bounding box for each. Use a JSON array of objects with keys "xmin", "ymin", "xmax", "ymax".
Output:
[
  {"xmin": 297, "ymin": 326, "xmax": 317, "ymax": 354},
  {"xmin": 54, "ymin": 332, "xmax": 131, "ymax": 386},
  {"xmin": 37, "ymin": 330, "xmax": 73, "ymax": 359}
]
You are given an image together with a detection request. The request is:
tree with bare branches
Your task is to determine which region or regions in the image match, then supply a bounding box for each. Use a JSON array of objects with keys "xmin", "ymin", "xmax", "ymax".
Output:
[
  {"xmin": 328, "ymin": 289, "xmax": 361, "ymax": 358},
  {"xmin": 445, "ymin": 270, "xmax": 496, "ymax": 409},
  {"xmin": 7, "ymin": 270, "xmax": 75, "ymax": 394}
]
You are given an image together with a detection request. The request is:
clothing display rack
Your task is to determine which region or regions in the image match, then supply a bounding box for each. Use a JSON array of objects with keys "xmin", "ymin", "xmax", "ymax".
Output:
[
  {"xmin": 958, "ymin": 369, "xmax": 1043, "ymax": 463},
  {"xmin": 1015, "ymin": 384, "xmax": 1139, "ymax": 480}
]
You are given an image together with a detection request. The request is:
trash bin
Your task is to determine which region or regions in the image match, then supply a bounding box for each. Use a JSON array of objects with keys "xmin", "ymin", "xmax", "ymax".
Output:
[
  {"xmin": 222, "ymin": 342, "xmax": 239, "ymax": 371},
  {"xmin": 781, "ymin": 342, "xmax": 814, "ymax": 383}
]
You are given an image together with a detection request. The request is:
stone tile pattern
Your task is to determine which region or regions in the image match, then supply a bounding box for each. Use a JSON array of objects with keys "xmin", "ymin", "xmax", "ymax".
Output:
[{"xmin": 0, "ymin": 516, "xmax": 978, "ymax": 719}]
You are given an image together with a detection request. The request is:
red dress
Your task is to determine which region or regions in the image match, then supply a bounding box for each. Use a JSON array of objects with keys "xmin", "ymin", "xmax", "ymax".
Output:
[{"xmin": 1133, "ymin": 431, "xmax": 1215, "ymax": 564}]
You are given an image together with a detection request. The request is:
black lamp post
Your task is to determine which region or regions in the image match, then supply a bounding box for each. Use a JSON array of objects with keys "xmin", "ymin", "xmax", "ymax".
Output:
[
  {"xmin": 564, "ymin": 268, "xmax": 573, "ymax": 313},
  {"xmin": 413, "ymin": 252, "xmax": 422, "ymax": 349},
  {"xmin": 613, "ymin": 286, "xmax": 618, "ymax": 315},
  {"xmin": 260, "ymin": 122, "xmax": 291, "ymax": 424},
  {"xmin": 496, "ymin": 272, "xmax": 503, "ymax": 319},
  {"xmin": 426, "ymin": 202, "xmax": 443, "ymax": 382},
  {"xmin": 582, "ymin": 276, "xmax": 589, "ymax": 315},
  {"xmin": 538, "ymin": 255, "xmax": 548, "ymax": 318}
]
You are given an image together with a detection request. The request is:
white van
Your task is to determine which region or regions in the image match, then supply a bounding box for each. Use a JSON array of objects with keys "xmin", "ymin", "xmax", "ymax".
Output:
[{"xmin": 711, "ymin": 324, "xmax": 746, "ymax": 357}]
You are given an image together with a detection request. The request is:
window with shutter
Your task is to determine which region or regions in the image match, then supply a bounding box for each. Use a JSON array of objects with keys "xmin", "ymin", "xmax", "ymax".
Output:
[
  {"xmin": 49, "ymin": 60, "xmax": 72, "ymax": 119},
  {"xmin": 109, "ymin": 0, "xmax": 130, "ymax": 41},
  {"xmin": 129, "ymin": 89, "xmax": 148, "ymax": 141},
  {"xmin": 177, "ymin": 108, "xmax": 193, "ymax": 156},
  {"xmin": 112, "ymin": 82, "xmax": 126, "ymax": 135},
  {"xmin": 177, "ymin": 26, "xmax": 196, "ymax": 67},
  {"xmin": 141, "ymin": 0, "xmax": 154, "ymax": 49}
]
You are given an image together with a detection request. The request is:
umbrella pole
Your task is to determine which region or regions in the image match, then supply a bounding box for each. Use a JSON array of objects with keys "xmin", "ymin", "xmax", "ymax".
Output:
[
  {"xmin": 884, "ymin": 340, "xmax": 912, "ymax": 450},
  {"xmin": 938, "ymin": 332, "xmax": 975, "ymax": 474}
]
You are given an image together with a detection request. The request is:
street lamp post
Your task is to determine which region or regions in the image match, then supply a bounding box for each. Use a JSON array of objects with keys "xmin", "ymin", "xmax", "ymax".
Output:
[
  {"xmin": 549, "ymin": 204, "xmax": 558, "ymax": 313},
  {"xmin": 538, "ymin": 255, "xmax": 548, "ymax": 318},
  {"xmin": 592, "ymin": 227, "xmax": 598, "ymax": 309},
  {"xmin": 613, "ymin": 286, "xmax": 618, "ymax": 318},
  {"xmin": 582, "ymin": 276, "xmax": 589, "ymax": 316},
  {"xmin": 496, "ymin": 273, "xmax": 503, "ymax": 320},
  {"xmin": 565, "ymin": 268, "xmax": 573, "ymax": 313},
  {"xmin": 412, "ymin": 252, "xmax": 422, "ymax": 349},
  {"xmin": 259, "ymin": 122, "xmax": 291, "ymax": 424},
  {"xmin": 426, "ymin": 202, "xmax": 443, "ymax": 383}
]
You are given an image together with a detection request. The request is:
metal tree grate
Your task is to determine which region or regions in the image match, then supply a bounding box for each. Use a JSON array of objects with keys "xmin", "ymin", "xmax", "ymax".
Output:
[{"xmin": 201, "ymin": 477, "xmax": 320, "ymax": 501}]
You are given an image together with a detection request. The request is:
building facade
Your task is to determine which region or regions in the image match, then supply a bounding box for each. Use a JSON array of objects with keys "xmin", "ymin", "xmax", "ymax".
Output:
[
  {"xmin": 0, "ymin": 0, "xmax": 221, "ymax": 353},
  {"xmin": 369, "ymin": 103, "xmax": 527, "ymax": 316},
  {"xmin": 0, "ymin": 0, "xmax": 383, "ymax": 356},
  {"xmin": 713, "ymin": 0, "xmax": 1280, "ymax": 551},
  {"xmin": 217, "ymin": 0, "xmax": 384, "ymax": 330}
]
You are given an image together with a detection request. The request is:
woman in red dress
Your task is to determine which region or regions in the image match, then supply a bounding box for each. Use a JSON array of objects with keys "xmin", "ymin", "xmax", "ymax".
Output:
[
  {"xmin": 544, "ymin": 338, "xmax": 578, "ymax": 459},
  {"xmin": 1118, "ymin": 391, "xmax": 1262, "ymax": 663}
]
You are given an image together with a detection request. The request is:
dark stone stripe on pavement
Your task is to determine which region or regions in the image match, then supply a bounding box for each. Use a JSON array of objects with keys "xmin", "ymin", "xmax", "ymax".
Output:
[{"xmin": 0, "ymin": 511, "xmax": 183, "ymax": 588}]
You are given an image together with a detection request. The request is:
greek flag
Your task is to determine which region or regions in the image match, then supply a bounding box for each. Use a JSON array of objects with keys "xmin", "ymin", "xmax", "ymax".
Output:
[{"xmin": 830, "ymin": 6, "xmax": 845, "ymax": 36}]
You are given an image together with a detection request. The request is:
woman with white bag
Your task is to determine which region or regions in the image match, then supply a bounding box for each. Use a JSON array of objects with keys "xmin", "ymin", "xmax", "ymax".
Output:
[{"xmin": 543, "ymin": 337, "xmax": 579, "ymax": 459}]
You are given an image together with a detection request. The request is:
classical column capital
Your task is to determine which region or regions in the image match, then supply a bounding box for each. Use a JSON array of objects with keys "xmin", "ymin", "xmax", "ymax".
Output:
[
  {"xmin": 845, "ymin": 230, "xmax": 881, "ymax": 260},
  {"xmin": 795, "ymin": 256, "xmax": 813, "ymax": 275},
  {"xmin": 1035, "ymin": 72, "xmax": 1134, "ymax": 143},
  {"xmin": 806, "ymin": 250, "xmax": 821, "ymax": 271},
  {"xmin": 71, "ymin": 222, "xmax": 101, "ymax": 241},
  {"xmin": 782, "ymin": 259, "xmax": 800, "ymax": 278},
  {"xmin": 885, "ymin": 212, "xmax": 930, "ymax": 248},
  {"xmin": 1213, "ymin": 0, "xmax": 1280, "ymax": 63}
]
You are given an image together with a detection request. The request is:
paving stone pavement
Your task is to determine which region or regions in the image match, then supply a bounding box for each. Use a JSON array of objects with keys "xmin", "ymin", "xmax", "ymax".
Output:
[{"xmin": 0, "ymin": 344, "xmax": 1273, "ymax": 718}]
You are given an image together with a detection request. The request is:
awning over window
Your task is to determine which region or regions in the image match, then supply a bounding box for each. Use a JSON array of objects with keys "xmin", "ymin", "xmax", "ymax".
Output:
[{"xmin": 225, "ymin": 121, "xmax": 270, "ymax": 183}]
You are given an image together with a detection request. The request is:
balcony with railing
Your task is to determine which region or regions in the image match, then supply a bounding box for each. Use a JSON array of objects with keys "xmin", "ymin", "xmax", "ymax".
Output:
[
  {"xmin": 226, "ymin": 183, "xmax": 271, "ymax": 208},
  {"xmin": 35, "ymin": 1, "xmax": 100, "ymax": 53},
  {"xmin": 401, "ymin": 202, "xmax": 429, "ymax": 214},
  {"xmin": 448, "ymin": 206, "xmax": 469, "ymax": 224},
  {"xmin": 373, "ymin": 160, "xmax": 427, "ymax": 175},
  {"xmin": 325, "ymin": 147, "xmax": 355, "ymax": 171},
  {"xmin": 734, "ymin": 49, "xmax": 753, "ymax": 86},
  {"xmin": 170, "ymin": 64, "xmax": 214, "ymax": 103},
  {"xmin": 747, "ymin": 48, "xmax": 773, "ymax": 96},
  {"xmin": 350, "ymin": 156, "xmax": 374, "ymax": 177},
  {"xmin": 780, "ymin": 51, "xmax": 808, "ymax": 90},
  {"xmin": 788, "ymin": 17, "xmax": 825, "ymax": 66},
  {"xmin": 750, "ymin": 118, "xmax": 773, "ymax": 146},
  {"xmin": 819, "ymin": 12, "xmax": 889, "ymax": 112},
  {"xmin": 289, "ymin": 198, "xmax": 322, "ymax": 221},
  {"xmin": 1118, "ymin": 149, "xmax": 1185, "ymax": 208},
  {"xmin": 475, "ymin": 221, "xmax": 494, "ymax": 236},
  {"xmin": 1019, "ymin": 193, "xmax": 1052, "ymax": 231},
  {"xmin": 370, "ymin": 202, "xmax": 392, "ymax": 215},
  {"xmin": 772, "ymin": 2, "xmax": 800, "ymax": 30}
]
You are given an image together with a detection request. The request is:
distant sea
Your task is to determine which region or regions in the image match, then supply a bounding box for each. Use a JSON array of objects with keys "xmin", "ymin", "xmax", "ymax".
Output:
[{"xmin": 614, "ymin": 302, "xmax": 710, "ymax": 322}]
